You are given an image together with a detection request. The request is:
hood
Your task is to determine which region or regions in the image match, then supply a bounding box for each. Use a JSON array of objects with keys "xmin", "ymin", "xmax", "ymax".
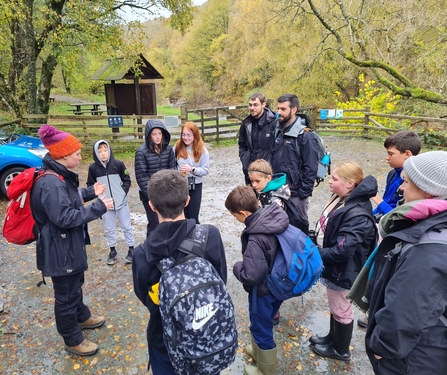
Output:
[
  {"xmin": 282, "ymin": 114, "xmax": 311, "ymax": 137},
  {"xmin": 245, "ymin": 203, "xmax": 289, "ymax": 235},
  {"xmin": 144, "ymin": 119, "xmax": 171, "ymax": 149},
  {"xmin": 93, "ymin": 139, "xmax": 115, "ymax": 168},
  {"xmin": 346, "ymin": 174, "xmax": 378, "ymax": 205},
  {"xmin": 146, "ymin": 219, "xmax": 196, "ymax": 263},
  {"xmin": 262, "ymin": 173, "xmax": 287, "ymax": 193}
]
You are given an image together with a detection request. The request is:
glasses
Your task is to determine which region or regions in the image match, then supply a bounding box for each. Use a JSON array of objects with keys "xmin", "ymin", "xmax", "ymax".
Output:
[{"xmin": 181, "ymin": 133, "xmax": 194, "ymax": 138}]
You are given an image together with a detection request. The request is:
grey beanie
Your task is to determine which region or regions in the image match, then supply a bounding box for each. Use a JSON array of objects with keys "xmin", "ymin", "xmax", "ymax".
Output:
[{"xmin": 403, "ymin": 151, "xmax": 447, "ymax": 197}]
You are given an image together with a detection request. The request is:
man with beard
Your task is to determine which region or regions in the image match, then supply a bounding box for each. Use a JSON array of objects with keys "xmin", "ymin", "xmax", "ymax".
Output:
[
  {"xmin": 238, "ymin": 92, "xmax": 276, "ymax": 184},
  {"xmin": 271, "ymin": 94, "xmax": 320, "ymax": 221}
]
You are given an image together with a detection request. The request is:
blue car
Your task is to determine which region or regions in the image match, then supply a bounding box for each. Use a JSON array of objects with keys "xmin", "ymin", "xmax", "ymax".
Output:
[{"xmin": 0, "ymin": 129, "xmax": 48, "ymax": 196}]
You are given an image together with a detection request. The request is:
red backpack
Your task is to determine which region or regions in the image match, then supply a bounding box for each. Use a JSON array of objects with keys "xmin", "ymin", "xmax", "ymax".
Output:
[{"xmin": 2, "ymin": 167, "xmax": 64, "ymax": 245}]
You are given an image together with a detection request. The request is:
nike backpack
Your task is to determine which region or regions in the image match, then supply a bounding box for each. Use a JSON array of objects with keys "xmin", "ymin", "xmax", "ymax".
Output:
[{"xmin": 157, "ymin": 224, "xmax": 238, "ymax": 375}]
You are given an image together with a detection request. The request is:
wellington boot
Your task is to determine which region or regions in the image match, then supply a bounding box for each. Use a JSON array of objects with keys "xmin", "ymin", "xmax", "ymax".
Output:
[
  {"xmin": 80, "ymin": 315, "xmax": 106, "ymax": 330},
  {"xmin": 65, "ymin": 339, "xmax": 98, "ymax": 356},
  {"xmin": 312, "ymin": 320, "xmax": 353, "ymax": 361},
  {"xmin": 244, "ymin": 346, "xmax": 277, "ymax": 375},
  {"xmin": 309, "ymin": 314, "xmax": 334, "ymax": 346},
  {"xmin": 245, "ymin": 334, "xmax": 258, "ymax": 362}
]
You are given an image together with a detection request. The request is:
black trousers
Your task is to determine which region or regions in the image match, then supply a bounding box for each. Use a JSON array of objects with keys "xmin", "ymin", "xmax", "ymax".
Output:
[
  {"xmin": 140, "ymin": 191, "xmax": 159, "ymax": 237},
  {"xmin": 52, "ymin": 271, "xmax": 90, "ymax": 346},
  {"xmin": 185, "ymin": 183, "xmax": 202, "ymax": 224}
]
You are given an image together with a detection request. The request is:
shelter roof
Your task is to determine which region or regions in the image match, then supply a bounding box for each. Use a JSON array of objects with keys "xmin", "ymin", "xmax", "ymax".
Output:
[{"xmin": 91, "ymin": 54, "xmax": 163, "ymax": 80}]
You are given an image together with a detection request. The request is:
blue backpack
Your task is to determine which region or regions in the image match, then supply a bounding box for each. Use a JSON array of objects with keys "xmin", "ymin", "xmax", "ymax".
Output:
[{"xmin": 267, "ymin": 225, "xmax": 324, "ymax": 300}]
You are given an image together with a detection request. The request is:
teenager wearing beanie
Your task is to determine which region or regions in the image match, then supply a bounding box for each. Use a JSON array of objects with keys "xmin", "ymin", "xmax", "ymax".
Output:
[
  {"xmin": 30, "ymin": 125, "xmax": 114, "ymax": 356},
  {"xmin": 355, "ymin": 150, "xmax": 447, "ymax": 374}
]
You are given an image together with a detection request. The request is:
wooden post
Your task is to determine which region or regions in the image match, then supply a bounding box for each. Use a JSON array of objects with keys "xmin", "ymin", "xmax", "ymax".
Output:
[
  {"xmin": 82, "ymin": 119, "xmax": 88, "ymax": 143},
  {"xmin": 200, "ymin": 110, "xmax": 205, "ymax": 138},
  {"xmin": 363, "ymin": 106, "xmax": 370, "ymax": 138},
  {"xmin": 181, "ymin": 105, "xmax": 188, "ymax": 122},
  {"xmin": 216, "ymin": 108, "xmax": 220, "ymax": 143}
]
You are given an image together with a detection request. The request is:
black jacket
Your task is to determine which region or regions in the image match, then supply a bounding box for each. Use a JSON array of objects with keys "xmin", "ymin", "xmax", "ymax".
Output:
[
  {"xmin": 132, "ymin": 219, "xmax": 227, "ymax": 353},
  {"xmin": 319, "ymin": 175, "xmax": 378, "ymax": 289},
  {"xmin": 30, "ymin": 154, "xmax": 107, "ymax": 277},
  {"xmin": 238, "ymin": 108, "xmax": 276, "ymax": 180},
  {"xmin": 271, "ymin": 115, "xmax": 320, "ymax": 199},
  {"xmin": 365, "ymin": 209, "xmax": 447, "ymax": 374},
  {"xmin": 135, "ymin": 120, "xmax": 176, "ymax": 201},
  {"xmin": 234, "ymin": 203, "xmax": 289, "ymax": 296},
  {"xmin": 87, "ymin": 140, "xmax": 131, "ymax": 210}
]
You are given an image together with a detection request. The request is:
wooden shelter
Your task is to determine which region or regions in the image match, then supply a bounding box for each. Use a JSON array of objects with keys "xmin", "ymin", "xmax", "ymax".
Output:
[{"xmin": 91, "ymin": 54, "xmax": 163, "ymax": 116}]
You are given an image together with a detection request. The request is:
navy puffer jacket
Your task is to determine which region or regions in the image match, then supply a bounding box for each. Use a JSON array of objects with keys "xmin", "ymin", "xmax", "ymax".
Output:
[{"xmin": 134, "ymin": 120, "xmax": 176, "ymax": 201}]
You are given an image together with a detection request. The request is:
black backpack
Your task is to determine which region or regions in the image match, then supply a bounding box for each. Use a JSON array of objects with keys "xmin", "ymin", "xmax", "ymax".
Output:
[{"xmin": 157, "ymin": 225, "xmax": 238, "ymax": 375}]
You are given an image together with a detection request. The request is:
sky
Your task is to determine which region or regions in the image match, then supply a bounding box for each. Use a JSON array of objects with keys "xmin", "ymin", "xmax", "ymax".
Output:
[{"xmin": 122, "ymin": 0, "xmax": 207, "ymax": 22}]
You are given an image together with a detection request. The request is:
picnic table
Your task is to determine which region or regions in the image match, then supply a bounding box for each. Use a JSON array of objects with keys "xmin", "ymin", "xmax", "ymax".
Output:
[{"xmin": 67, "ymin": 103, "xmax": 105, "ymax": 115}]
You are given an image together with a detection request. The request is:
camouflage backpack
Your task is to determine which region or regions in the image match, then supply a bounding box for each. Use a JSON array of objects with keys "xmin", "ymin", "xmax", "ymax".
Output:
[{"xmin": 157, "ymin": 224, "xmax": 237, "ymax": 375}]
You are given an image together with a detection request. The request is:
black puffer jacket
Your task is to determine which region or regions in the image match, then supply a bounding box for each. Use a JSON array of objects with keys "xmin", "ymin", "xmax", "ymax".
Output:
[
  {"xmin": 319, "ymin": 175, "xmax": 378, "ymax": 289},
  {"xmin": 134, "ymin": 120, "xmax": 176, "ymax": 201},
  {"xmin": 30, "ymin": 154, "xmax": 107, "ymax": 277},
  {"xmin": 238, "ymin": 108, "xmax": 276, "ymax": 178},
  {"xmin": 233, "ymin": 203, "xmax": 289, "ymax": 296}
]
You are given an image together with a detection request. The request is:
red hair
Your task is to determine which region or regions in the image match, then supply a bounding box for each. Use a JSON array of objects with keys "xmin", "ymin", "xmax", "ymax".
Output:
[{"xmin": 175, "ymin": 122, "xmax": 205, "ymax": 162}]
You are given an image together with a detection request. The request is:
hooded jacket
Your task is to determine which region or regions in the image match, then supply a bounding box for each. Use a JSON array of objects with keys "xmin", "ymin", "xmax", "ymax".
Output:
[
  {"xmin": 319, "ymin": 175, "xmax": 378, "ymax": 289},
  {"xmin": 271, "ymin": 115, "xmax": 320, "ymax": 199},
  {"xmin": 135, "ymin": 120, "xmax": 176, "ymax": 201},
  {"xmin": 233, "ymin": 203, "xmax": 289, "ymax": 296},
  {"xmin": 30, "ymin": 153, "xmax": 107, "ymax": 277},
  {"xmin": 365, "ymin": 205, "xmax": 447, "ymax": 375},
  {"xmin": 87, "ymin": 140, "xmax": 131, "ymax": 211},
  {"xmin": 132, "ymin": 219, "xmax": 227, "ymax": 353},
  {"xmin": 238, "ymin": 108, "xmax": 276, "ymax": 179}
]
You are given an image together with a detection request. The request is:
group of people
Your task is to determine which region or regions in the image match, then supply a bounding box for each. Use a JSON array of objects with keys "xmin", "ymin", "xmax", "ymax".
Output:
[{"xmin": 26, "ymin": 90, "xmax": 447, "ymax": 375}]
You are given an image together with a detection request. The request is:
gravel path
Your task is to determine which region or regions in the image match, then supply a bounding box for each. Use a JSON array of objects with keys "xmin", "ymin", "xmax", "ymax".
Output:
[{"xmin": 0, "ymin": 136, "xmax": 389, "ymax": 374}]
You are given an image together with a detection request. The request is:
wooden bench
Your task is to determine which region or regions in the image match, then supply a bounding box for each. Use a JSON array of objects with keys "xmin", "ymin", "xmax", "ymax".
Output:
[{"xmin": 49, "ymin": 97, "xmax": 55, "ymax": 102}]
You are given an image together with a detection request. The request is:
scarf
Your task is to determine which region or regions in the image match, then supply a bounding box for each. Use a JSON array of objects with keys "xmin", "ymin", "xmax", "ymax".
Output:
[{"xmin": 347, "ymin": 198, "xmax": 447, "ymax": 312}]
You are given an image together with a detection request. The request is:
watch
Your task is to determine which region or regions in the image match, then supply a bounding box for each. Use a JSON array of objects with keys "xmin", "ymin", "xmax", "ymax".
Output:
[{"xmin": 192, "ymin": 167, "xmax": 195, "ymax": 174}]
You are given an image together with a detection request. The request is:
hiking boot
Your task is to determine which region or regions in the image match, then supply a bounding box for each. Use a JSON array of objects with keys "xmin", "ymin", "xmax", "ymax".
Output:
[
  {"xmin": 65, "ymin": 339, "xmax": 98, "ymax": 356},
  {"xmin": 80, "ymin": 315, "xmax": 105, "ymax": 330},
  {"xmin": 125, "ymin": 249, "xmax": 133, "ymax": 264},
  {"xmin": 107, "ymin": 250, "xmax": 117, "ymax": 265},
  {"xmin": 273, "ymin": 311, "xmax": 280, "ymax": 326}
]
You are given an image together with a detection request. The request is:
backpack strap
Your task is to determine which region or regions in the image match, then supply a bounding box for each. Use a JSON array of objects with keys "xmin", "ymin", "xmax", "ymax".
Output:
[{"xmin": 156, "ymin": 224, "xmax": 210, "ymax": 273}]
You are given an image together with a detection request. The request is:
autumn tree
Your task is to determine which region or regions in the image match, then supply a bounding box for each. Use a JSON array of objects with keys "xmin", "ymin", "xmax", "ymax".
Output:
[
  {"xmin": 276, "ymin": 0, "xmax": 447, "ymax": 105},
  {"xmin": 0, "ymin": 0, "xmax": 193, "ymax": 117}
]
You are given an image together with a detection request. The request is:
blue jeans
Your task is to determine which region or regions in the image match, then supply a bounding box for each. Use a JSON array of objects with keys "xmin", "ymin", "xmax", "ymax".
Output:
[
  {"xmin": 249, "ymin": 292, "xmax": 282, "ymax": 350},
  {"xmin": 149, "ymin": 347, "xmax": 220, "ymax": 375}
]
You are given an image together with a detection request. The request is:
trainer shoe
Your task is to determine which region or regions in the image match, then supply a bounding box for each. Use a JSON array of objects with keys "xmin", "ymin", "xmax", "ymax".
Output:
[
  {"xmin": 357, "ymin": 317, "xmax": 368, "ymax": 328},
  {"xmin": 80, "ymin": 315, "xmax": 106, "ymax": 330},
  {"xmin": 125, "ymin": 250, "xmax": 133, "ymax": 264},
  {"xmin": 107, "ymin": 250, "xmax": 117, "ymax": 265},
  {"xmin": 273, "ymin": 311, "xmax": 280, "ymax": 326},
  {"xmin": 65, "ymin": 339, "xmax": 98, "ymax": 356}
]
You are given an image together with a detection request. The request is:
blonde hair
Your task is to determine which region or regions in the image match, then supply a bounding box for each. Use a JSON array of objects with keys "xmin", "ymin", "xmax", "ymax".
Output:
[
  {"xmin": 333, "ymin": 161, "xmax": 364, "ymax": 187},
  {"xmin": 248, "ymin": 159, "xmax": 273, "ymax": 176}
]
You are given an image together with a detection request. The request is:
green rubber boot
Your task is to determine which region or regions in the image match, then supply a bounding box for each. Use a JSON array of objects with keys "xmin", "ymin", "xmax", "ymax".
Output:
[
  {"xmin": 244, "ymin": 346, "xmax": 277, "ymax": 375},
  {"xmin": 245, "ymin": 334, "xmax": 258, "ymax": 363}
]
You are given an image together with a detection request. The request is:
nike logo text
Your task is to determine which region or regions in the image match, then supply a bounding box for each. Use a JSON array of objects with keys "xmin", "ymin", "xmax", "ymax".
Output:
[{"xmin": 192, "ymin": 303, "xmax": 218, "ymax": 330}]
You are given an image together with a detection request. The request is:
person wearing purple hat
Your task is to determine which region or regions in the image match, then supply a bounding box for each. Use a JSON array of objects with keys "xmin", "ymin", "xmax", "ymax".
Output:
[{"xmin": 30, "ymin": 125, "xmax": 113, "ymax": 356}]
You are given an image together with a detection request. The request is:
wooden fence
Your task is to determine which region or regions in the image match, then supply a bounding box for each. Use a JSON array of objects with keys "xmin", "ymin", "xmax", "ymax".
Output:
[{"xmin": 1, "ymin": 105, "xmax": 446, "ymax": 150}]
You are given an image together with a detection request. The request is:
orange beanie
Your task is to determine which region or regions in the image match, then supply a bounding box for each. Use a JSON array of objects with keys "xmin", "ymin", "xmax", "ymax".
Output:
[{"xmin": 38, "ymin": 125, "xmax": 82, "ymax": 159}]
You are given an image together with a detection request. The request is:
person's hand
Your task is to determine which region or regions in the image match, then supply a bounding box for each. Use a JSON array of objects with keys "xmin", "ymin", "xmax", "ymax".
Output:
[
  {"xmin": 94, "ymin": 182, "xmax": 106, "ymax": 196},
  {"xmin": 99, "ymin": 195, "xmax": 113, "ymax": 210},
  {"xmin": 374, "ymin": 354, "xmax": 382, "ymax": 360},
  {"xmin": 179, "ymin": 164, "xmax": 192, "ymax": 173},
  {"xmin": 371, "ymin": 192, "xmax": 383, "ymax": 206}
]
